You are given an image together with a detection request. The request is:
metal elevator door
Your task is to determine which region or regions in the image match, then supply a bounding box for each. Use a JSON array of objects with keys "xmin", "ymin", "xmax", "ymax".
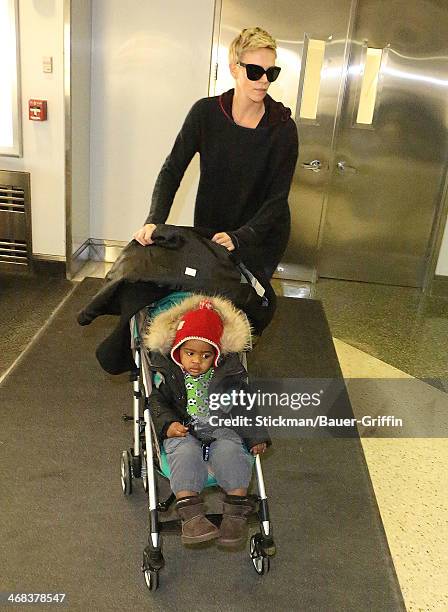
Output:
[
  {"xmin": 211, "ymin": 0, "xmax": 448, "ymax": 287},
  {"xmin": 318, "ymin": 0, "xmax": 448, "ymax": 286}
]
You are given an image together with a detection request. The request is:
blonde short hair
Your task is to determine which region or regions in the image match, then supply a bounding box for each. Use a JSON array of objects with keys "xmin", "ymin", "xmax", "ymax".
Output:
[{"xmin": 228, "ymin": 27, "xmax": 277, "ymax": 64}]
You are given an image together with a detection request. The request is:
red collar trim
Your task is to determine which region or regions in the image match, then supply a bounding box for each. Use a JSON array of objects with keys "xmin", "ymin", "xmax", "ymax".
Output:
[{"xmin": 218, "ymin": 93, "xmax": 234, "ymax": 123}]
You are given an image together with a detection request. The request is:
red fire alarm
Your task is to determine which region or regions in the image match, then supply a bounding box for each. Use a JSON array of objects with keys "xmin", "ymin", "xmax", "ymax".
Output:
[{"xmin": 29, "ymin": 99, "xmax": 47, "ymax": 121}]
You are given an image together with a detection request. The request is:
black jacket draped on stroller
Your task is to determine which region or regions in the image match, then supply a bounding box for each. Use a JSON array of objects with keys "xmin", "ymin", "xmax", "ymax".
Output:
[{"xmin": 77, "ymin": 224, "xmax": 276, "ymax": 374}]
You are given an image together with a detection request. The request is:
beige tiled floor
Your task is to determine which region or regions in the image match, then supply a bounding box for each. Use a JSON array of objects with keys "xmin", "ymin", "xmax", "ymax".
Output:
[{"xmin": 334, "ymin": 339, "xmax": 448, "ymax": 612}]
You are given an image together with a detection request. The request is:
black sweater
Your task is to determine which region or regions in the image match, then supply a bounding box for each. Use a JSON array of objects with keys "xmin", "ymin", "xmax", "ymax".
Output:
[{"xmin": 146, "ymin": 89, "xmax": 299, "ymax": 271}]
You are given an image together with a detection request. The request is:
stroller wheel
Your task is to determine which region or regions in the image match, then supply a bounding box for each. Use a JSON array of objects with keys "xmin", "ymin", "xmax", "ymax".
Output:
[
  {"xmin": 250, "ymin": 534, "xmax": 270, "ymax": 576},
  {"xmin": 120, "ymin": 450, "xmax": 133, "ymax": 495},
  {"xmin": 143, "ymin": 569, "xmax": 159, "ymax": 591}
]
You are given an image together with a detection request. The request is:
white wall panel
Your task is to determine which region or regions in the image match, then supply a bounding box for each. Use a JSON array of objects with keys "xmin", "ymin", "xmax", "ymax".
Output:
[{"xmin": 90, "ymin": 0, "xmax": 215, "ymax": 241}]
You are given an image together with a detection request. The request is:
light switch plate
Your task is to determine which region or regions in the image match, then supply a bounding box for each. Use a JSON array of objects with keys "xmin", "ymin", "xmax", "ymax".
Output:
[{"xmin": 43, "ymin": 56, "xmax": 53, "ymax": 74}]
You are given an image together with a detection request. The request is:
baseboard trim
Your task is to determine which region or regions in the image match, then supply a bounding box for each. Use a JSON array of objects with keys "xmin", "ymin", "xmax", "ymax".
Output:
[{"xmin": 31, "ymin": 254, "xmax": 67, "ymax": 277}]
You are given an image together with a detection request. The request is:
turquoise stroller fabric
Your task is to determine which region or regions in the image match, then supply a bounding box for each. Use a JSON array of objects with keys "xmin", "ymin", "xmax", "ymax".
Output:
[{"xmin": 148, "ymin": 291, "xmax": 193, "ymax": 319}]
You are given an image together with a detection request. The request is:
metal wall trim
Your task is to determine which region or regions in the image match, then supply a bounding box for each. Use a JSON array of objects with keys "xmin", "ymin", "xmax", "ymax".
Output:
[
  {"xmin": 64, "ymin": 0, "xmax": 73, "ymax": 279},
  {"xmin": 208, "ymin": 0, "xmax": 222, "ymax": 97},
  {"xmin": 33, "ymin": 253, "xmax": 66, "ymax": 262}
]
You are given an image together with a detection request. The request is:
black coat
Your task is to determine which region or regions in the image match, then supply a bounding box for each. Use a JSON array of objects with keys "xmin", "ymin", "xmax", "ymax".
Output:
[
  {"xmin": 148, "ymin": 351, "xmax": 271, "ymax": 451},
  {"xmin": 146, "ymin": 91, "xmax": 299, "ymax": 274},
  {"xmin": 77, "ymin": 225, "xmax": 276, "ymax": 374}
]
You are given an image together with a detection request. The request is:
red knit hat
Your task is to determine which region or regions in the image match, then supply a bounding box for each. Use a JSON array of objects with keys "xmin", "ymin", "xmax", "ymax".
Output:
[{"xmin": 170, "ymin": 299, "xmax": 224, "ymax": 368}]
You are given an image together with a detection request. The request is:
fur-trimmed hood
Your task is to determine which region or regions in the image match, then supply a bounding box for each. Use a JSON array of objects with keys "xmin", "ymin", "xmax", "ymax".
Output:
[{"xmin": 144, "ymin": 294, "xmax": 252, "ymax": 357}]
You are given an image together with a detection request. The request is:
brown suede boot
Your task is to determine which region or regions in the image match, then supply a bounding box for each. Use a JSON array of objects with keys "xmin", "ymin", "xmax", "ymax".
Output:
[
  {"xmin": 176, "ymin": 496, "xmax": 219, "ymax": 545},
  {"xmin": 217, "ymin": 495, "xmax": 255, "ymax": 547}
]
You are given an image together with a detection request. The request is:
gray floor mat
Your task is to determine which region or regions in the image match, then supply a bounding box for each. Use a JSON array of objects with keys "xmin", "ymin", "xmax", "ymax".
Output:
[{"xmin": 0, "ymin": 278, "xmax": 405, "ymax": 611}]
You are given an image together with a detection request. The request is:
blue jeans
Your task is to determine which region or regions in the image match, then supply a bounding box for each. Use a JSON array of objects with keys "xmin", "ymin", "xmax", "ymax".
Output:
[{"xmin": 163, "ymin": 428, "xmax": 253, "ymax": 494}]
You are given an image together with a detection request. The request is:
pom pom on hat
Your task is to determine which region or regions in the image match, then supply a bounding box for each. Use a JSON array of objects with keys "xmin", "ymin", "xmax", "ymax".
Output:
[{"xmin": 171, "ymin": 299, "xmax": 224, "ymax": 367}]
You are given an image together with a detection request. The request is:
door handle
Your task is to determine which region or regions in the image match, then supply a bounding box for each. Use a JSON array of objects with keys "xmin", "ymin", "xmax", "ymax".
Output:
[
  {"xmin": 301, "ymin": 159, "xmax": 323, "ymax": 172},
  {"xmin": 337, "ymin": 160, "xmax": 357, "ymax": 174}
]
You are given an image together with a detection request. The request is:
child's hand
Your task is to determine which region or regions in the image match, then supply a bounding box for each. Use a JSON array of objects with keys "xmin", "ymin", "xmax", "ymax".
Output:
[
  {"xmin": 166, "ymin": 422, "xmax": 189, "ymax": 438},
  {"xmin": 250, "ymin": 443, "xmax": 267, "ymax": 455}
]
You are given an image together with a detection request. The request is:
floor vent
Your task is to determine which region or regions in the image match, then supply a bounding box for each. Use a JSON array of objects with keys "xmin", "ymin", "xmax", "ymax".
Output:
[{"xmin": 0, "ymin": 171, "xmax": 31, "ymax": 271}]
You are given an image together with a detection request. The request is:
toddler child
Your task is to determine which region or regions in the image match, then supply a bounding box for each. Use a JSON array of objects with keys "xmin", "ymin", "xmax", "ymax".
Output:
[{"xmin": 145, "ymin": 295, "xmax": 270, "ymax": 546}]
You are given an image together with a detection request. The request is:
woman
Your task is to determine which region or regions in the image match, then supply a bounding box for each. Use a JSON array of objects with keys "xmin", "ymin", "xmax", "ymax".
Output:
[{"xmin": 134, "ymin": 27, "xmax": 298, "ymax": 278}]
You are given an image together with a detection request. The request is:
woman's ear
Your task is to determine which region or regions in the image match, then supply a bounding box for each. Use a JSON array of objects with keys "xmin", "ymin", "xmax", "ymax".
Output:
[{"xmin": 229, "ymin": 63, "xmax": 238, "ymax": 79}]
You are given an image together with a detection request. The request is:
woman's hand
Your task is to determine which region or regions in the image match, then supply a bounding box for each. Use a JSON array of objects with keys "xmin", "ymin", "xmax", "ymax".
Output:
[
  {"xmin": 166, "ymin": 422, "xmax": 189, "ymax": 438},
  {"xmin": 250, "ymin": 443, "xmax": 267, "ymax": 455},
  {"xmin": 212, "ymin": 232, "xmax": 235, "ymax": 251},
  {"xmin": 133, "ymin": 223, "xmax": 157, "ymax": 246}
]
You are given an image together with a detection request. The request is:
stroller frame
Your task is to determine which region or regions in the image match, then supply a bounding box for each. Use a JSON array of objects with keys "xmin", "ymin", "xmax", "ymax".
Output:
[{"xmin": 120, "ymin": 308, "xmax": 276, "ymax": 591}]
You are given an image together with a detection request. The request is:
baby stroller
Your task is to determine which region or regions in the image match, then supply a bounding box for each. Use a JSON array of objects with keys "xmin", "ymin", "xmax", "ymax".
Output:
[{"xmin": 119, "ymin": 293, "xmax": 276, "ymax": 591}]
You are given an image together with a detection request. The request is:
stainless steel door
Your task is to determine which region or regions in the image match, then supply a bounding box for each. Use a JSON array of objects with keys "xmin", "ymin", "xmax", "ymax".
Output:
[
  {"xmin": 318, "ymin": 0, "xmax": 448, "ymax": 286},
  {"xmin": 211, "ymin": 0, "xmax": 448, "ymax": 287}
]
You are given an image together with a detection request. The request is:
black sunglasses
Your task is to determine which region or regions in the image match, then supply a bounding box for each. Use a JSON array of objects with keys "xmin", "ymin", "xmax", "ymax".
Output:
[{"xmin": 238, "ymin": 62, "xmax": 281, "ymax": 83}]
